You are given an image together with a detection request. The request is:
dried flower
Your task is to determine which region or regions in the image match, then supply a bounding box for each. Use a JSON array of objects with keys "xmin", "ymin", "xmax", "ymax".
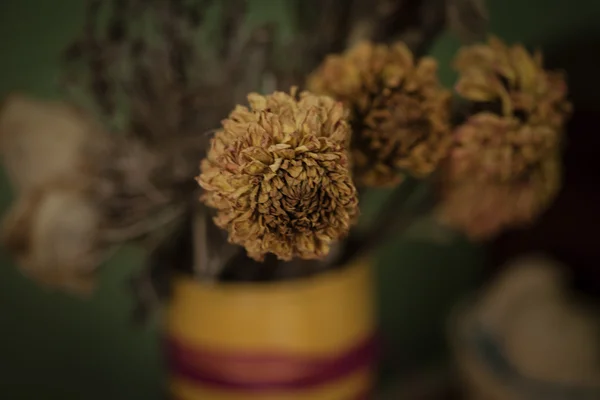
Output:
[
  {"xmin": 0, "ymin": 95, "xmax": 110, "ymax": 294},
  {"xmin": 448, "ymin": 113, "xmax": 559, "ymax": 183},
  {"xmin": 2, "ymin": 183, "xmax": 104, "ymax": 294},
  {"xmin": 438, "ymin": 113, "xmax": 562, "ymax": 240},
  {"xmin": 439, "ymin": 37, "xmax": 572, "ymax": 240},
  {"xmin": 454, "ymin": 36, "xmax": 572, "ymax": 127},
  {"xmin": 307, "ymin": 41, "xmax": 452, "ymax": 187},
  {"xmin": 197, "ymin": 89, "xmax": 359, "ymax": 262}
]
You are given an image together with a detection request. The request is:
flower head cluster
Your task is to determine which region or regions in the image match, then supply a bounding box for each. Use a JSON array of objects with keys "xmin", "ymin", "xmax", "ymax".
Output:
[
  {"xmin": 440, "ymin": 37, "xmax": 571, "ymax": 239},
  {"xmin": 308, "ymin": 41, "xmax": 452, "ymax": 187},
  {"xmin": 197, "ymin": 89, "xmax": 359, "ymax": 261}
]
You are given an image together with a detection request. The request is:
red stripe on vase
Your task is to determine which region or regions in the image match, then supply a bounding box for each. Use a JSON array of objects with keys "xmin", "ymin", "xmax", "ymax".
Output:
[
  {"xmin": 165, "ymin": 333, "xmax": 379, "ymax": 393},
  {"xmin": 173, "ymin": 389, "xmax": 374, "ymax": 400}
]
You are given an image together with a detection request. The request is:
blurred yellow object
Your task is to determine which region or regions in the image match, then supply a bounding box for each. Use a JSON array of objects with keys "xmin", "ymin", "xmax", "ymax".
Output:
[{"xmin": 165, "ymin": 260, "xmax": 377, "ymax": 400}]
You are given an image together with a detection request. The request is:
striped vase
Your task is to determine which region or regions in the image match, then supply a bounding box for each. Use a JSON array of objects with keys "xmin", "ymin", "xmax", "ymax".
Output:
[{"xmin": 165, "ymin": 260, "xmax": 378, "ymax": 400}]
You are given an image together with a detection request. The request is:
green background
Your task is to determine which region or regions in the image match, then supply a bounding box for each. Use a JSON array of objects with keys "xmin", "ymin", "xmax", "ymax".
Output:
[{"xmin": 0, "ymin": 1, "xmax": 598, "ymax": 398}]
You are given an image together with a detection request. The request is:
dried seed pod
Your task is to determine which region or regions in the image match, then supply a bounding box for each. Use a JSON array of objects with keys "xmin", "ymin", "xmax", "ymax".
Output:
[
  {"xmin": 307, "ymin": 41, "xmax": 452, "ymax": 187},
  {"xmin": 197, "ymin": 89, "xmax": 359, "ymax": 262},
  {"xmin": 0, "ymin": 95, "xmax": 110, "ymax": 294}
]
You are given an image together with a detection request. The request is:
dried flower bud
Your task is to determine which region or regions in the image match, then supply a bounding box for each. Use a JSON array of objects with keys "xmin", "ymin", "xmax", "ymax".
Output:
[
  {"xmin": 454, "ymin": 36, "xmax": 572, "ymax": 127},
  {"xmin": 438, "ymin": 113, "xmax": 562, "ymax": 240},
  {"xmin": 307, "ymin": 41, "xmax": 452, "ymax": 187},
  {"xmin": 197, "ymin": 89, "xmax": 359, "ymax": 261}
]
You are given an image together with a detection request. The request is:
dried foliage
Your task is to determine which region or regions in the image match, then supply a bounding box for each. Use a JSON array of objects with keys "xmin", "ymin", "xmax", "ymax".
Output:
[
  {"xmin": 61, "ymin": 0, "xmax": 229, "ymax": 137},
  {"xmin": 307, "ymin": 41, "xmax": 452, "ymax": 187},
  {"xmin": 58, "ymin": 0, "xmax": 220, "ymax": 284},
  {"xmin": 438, "ymin": 37, "xmax": 572, "ymax": 240},
  {"xmin": 53, "ymin": 0, "xmax": 450, "ymax": 289},
  {"xmin": 197, "ymin": 89, "xmax": 358, "ymax": 261},
  {"xmin": 61, "ymin": 0, "xmax": 215, "ymax": 237}
]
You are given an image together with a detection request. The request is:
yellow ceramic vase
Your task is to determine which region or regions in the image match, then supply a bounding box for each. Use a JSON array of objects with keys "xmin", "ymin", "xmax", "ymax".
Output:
[{"xmin": 165, "ymin": 260, "xmax": 377, "ymax": 400}]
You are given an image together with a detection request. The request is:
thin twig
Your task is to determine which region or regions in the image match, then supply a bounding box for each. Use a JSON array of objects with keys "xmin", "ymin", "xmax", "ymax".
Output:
[{"xmin": 102, "ymin": 204, "xmax": 185, "ymax": 243}]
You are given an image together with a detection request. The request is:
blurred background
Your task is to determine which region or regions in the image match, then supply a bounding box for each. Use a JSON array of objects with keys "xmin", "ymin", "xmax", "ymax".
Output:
[{"xmin": 0, "ymin": 0, "xmax": 598, "ymax": 399}]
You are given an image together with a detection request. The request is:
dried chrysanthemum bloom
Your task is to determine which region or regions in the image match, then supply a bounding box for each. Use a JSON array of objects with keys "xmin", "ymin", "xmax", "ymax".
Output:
[
  {"xmin": 440, "ymin": 37, "xmax": 572, "ymax": 240},
  {"xmin": 438, "ymin": 113, "xmax": 562, "ymax": 240},
  {"xmin": 448, "ymin": 113, "xmax": 559, "ymax": 183},
  {"xmin": 307, "ymin": 41, "xmax": 452, "ymax": 187},
  {"xmin": 454, "ymin": 36, "xmax": 572, "ymax": 127},
  {"xmin": 197, "ymin": 89, "xmax": 359, "ymax": 261}
]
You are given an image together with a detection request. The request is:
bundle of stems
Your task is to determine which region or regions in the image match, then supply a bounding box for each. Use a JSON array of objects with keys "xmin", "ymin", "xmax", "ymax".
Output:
[{"xmin": 60, "ymin": 0, "xmax": 456, "ymax": 289}]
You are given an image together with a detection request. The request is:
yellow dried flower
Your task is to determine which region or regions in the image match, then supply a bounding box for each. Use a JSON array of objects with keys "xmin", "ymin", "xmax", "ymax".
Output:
[
  {"xmin": 197, "ymin": 89, "xmax": 359, "ymax": 261},
  {"xmin": 454, "ymin": 36, "xmax": 572, "ymax": 127},
  {"xmin": 441, "ymin": 36, "xmax": 573, "ymax": 240},
  {"xmin": 439, "ymin": 113, "xmax": 562, "ymax": 240},
  {"xmin": 307, "ymin": 41, "xmax": 452, "ymax": 187}
]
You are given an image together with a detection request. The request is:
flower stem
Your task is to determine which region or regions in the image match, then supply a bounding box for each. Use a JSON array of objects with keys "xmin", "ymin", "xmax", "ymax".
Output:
[{"xmin": 335, "ymin": 177, "xmax": 437, "ymax": 265}]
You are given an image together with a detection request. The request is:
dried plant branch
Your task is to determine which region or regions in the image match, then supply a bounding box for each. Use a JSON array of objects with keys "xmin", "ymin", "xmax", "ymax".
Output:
[
  {"xmin": 101, "ymin": 204, "xmax": 185, "ymax": 243},
  {"xmin": 446, "ymin": 0, "xmax": 489, "ymax": 44},
  {"xmin": 381, "ymin": 0, "xmax": 447, "ymax": 54},
  {"xmin": 54, "ymin": 0, "xmax": 457, "ymax": 289},
  {"xmin": 191, "ymin": 204, "xmax": 239, "ymax": 280}
]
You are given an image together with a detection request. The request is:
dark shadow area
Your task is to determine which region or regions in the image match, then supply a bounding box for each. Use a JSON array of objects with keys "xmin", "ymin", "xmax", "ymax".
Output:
[{"xmin": 491, "ymin": 27, "xmax": 600, "ymax": 297}]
